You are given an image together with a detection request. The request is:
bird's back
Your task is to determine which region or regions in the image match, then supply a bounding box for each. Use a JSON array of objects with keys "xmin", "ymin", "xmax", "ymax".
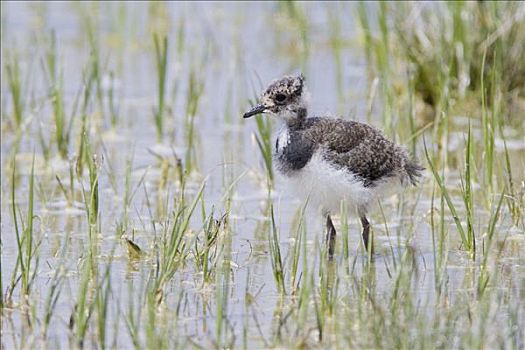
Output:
[{"xmin": 285, "ymin": 116, "xmax": 423, "ymax": 188}]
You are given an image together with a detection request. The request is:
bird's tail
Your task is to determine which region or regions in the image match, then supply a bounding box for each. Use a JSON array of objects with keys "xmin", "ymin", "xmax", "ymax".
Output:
[{"xmin": 404, "ymin": 160, "xmax": 425, "ymax": 186}]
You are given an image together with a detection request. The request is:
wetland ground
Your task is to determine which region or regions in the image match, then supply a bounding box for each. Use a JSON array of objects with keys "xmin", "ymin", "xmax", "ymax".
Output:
[{"xmin": 1, "ymin": 2, "xmax": 524, "ymax": 349}]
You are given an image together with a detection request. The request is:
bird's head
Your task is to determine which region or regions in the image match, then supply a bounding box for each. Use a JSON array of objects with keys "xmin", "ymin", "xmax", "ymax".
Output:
[{"xmin": 243, "ymin": 74, "xmax": 308, "ymax": 125}]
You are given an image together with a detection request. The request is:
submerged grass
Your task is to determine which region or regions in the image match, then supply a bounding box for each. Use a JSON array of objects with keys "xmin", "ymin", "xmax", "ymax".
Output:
[
  {"xmin": 153, "ymin": 34, "xmax": 168, "ymax": 142},
  {"xmin": 4, "ymin": 52, "xmax": 24, "ymax": 129},
  {"xmin": 45, "ymin": 31, "xmax": 69, "ymax": 159},
  {"xmin": 156, "ymin": 180, "xmax": 205, "ymax": 291},
  {"xmin": 184, "ymin": 64, "xmax": 205, "ymax": 174},
  {"xmin": 424, "ymin": 136, "xmax": 477, "ymax": 258},
  {"xmin": 269, "ymin": 204, "xmax": 285, "ymax": 294},
  {"xmin": 7, "ymin": 156, "xmax": 38, "ymax": 301},
  {"xmin": 253, "ymin": 113, "xmax": 274, "ymax": 189}
]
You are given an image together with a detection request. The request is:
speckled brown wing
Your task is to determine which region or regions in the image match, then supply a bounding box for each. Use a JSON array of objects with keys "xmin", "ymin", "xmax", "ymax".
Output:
[
  {"xmin": 301, "ymin": 118, "xmax": 408, "ymax": 187},
  {"xmin": 301, "ymin": 117, "xmax": 375, "ymax": 152}
]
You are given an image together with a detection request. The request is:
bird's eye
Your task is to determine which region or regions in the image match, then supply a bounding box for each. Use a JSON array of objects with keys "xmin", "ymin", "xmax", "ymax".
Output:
[{"xmin": 275, "ymin": 93, "xmax": 287, "ymax": 103}]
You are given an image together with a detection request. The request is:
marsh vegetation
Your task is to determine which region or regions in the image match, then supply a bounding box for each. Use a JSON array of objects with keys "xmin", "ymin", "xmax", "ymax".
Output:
[{"xmin": 1, "ymin": 2, "xmax": 524, "ymax": 349}]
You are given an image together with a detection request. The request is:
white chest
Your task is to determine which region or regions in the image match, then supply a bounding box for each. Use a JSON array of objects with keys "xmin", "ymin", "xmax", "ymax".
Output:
[
  {"xmin": 275, "ymin": 128, "xmax": 290, "ymax": 153},
  {"xmin": 279, "ymin": 151, "xmax": 374, "ymax": 214}
]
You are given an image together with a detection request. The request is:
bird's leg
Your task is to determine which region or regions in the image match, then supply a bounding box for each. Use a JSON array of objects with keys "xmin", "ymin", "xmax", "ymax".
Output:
[
  {"xmin": 360, "ymin": 215, "xmax": 372, "ymax": 252},
  {"xmin": 326, "ymin": 215, "xmax": 337, "ymax": 260}
]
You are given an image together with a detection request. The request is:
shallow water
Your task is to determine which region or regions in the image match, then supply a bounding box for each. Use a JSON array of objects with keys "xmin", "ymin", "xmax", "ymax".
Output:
[{"xmin": 2, "ymin": 2, "xmax": 524, "ymax": 349}]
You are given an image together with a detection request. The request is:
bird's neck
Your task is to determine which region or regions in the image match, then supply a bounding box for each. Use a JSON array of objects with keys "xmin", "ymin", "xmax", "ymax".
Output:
[{"xmin": 284, "ymin": 107, "xmax": 308, "ymax": 129}]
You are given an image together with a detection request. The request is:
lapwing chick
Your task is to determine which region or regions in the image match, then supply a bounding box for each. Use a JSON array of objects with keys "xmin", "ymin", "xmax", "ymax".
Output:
[{"xmin": 243, "ymin": 74, "xmax": 423, "ymax": 256}]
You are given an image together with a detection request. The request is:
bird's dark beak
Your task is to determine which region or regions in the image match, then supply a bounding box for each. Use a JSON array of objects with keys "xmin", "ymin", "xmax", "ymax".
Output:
[{"xmin": 243, "ymin": 104, "xmax": 266, "ymax": 119}]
